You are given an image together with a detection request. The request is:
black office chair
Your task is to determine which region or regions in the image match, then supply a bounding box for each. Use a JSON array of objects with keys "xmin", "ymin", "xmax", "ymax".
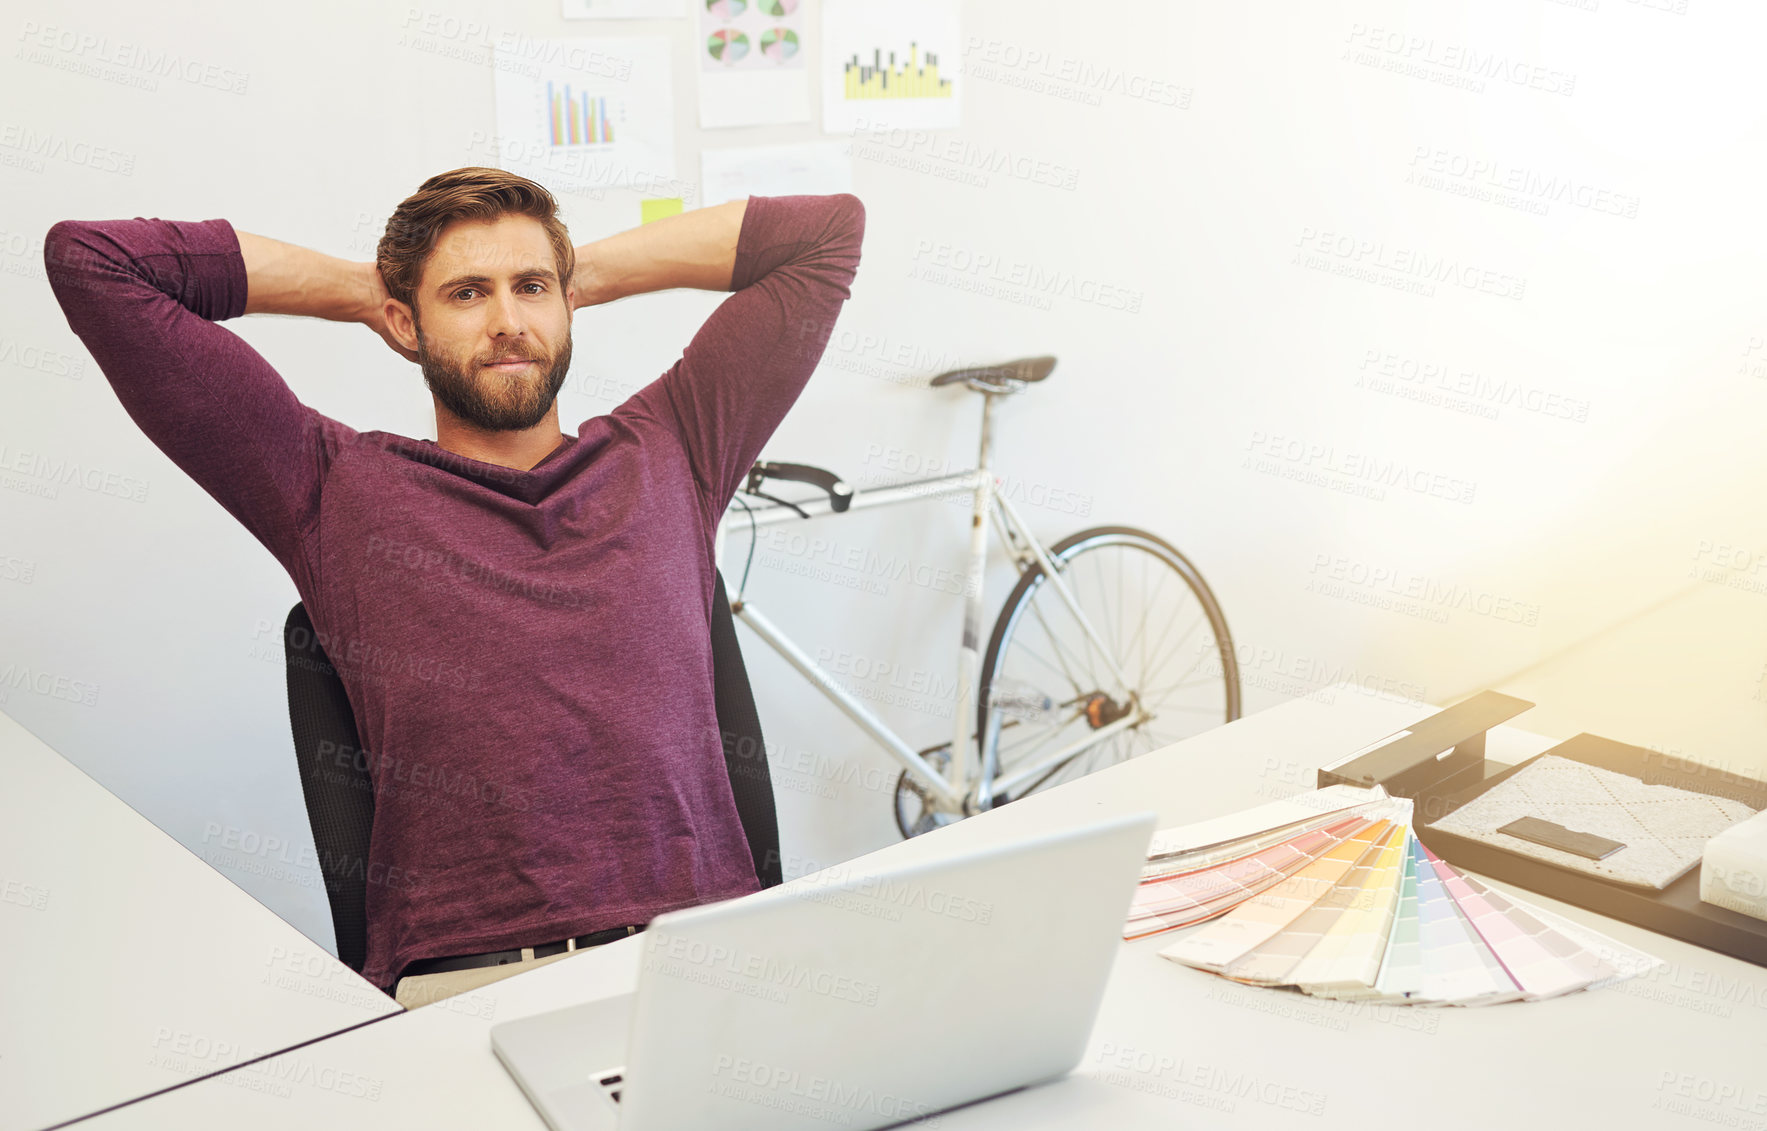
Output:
[{"xmin": 283, "ymin": 568, "xmax": 782, "ymax": 981}]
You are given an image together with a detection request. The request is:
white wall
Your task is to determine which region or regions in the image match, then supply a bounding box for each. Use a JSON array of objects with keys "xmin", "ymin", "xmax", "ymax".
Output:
[{"xmin": 6, "ymin": 0, "xmax": 1766, "ymax": 956}]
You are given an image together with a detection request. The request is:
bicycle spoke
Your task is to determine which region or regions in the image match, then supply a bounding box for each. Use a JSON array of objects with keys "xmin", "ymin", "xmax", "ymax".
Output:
[
  {"xmin": 1136, "ymin": 651, "xmax": 1212, "ymax": 710},
  {"xmin": 1025, "ymin": 584, "xmax": 1096, "ymax": 690},
  {"xmin": 1121, "ymin": 559, "xmax": 1169, "ymax": 685},
  {"xmin": 1139, "ymin": 608, "xmax": 1210, "ymax": 691},
  {"xmin": 1132, "ymin": 596, "xmax": 1197, "ymax": 695},
  {"xmin": 980, "ymin": 532, "xmax": 1237, "ymax": 810}
]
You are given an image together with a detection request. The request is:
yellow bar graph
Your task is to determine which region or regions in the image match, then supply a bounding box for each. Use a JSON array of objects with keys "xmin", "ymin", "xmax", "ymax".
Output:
[{"xmin": 842, "ymin": 41, "xmax": 953, "ymax": 100}]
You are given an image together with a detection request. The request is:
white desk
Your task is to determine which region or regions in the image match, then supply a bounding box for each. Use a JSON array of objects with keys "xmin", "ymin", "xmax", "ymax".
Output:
[
  {"xmin": 65, "ymin": 689, "xmax": 1767, "ymax": 1129},
  {"xmin": 0, "ymin": 710, "xmax": 401, "ymax": 1131}
]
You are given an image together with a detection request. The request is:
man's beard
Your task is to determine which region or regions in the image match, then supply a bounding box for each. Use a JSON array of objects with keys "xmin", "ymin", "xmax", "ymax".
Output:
[{"xmin": 415, "ymin": 323, "xmax": 573, "ymax": 432}]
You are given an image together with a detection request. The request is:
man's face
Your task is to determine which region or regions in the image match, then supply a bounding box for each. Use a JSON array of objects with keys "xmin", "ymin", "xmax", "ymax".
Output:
[{"xmin": 409, "ymin": 214, "xmax": 574, "ymax": 432}]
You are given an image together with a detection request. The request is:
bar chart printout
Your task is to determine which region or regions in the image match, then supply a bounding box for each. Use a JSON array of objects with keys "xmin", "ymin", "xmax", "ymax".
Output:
[
  {"xmin": 548, "ymin": 81, "xmax": 615, "ymax": 146},
  {"xmin": 843, "ymin": 42, "xmax": 953, "ymax": 99},
  {"xmin": 492, "ymin": 36, "xmax": 676, "ymax": 193},
  {"xmin": 822, "ymin": 0, "xmax": 961, "ymax": 132}
]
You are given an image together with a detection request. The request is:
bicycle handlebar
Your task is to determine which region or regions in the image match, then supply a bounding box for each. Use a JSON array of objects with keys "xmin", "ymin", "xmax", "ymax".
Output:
[{"xmin": 745, "ymin": 461, "xmax": 853, "ymax": 513}]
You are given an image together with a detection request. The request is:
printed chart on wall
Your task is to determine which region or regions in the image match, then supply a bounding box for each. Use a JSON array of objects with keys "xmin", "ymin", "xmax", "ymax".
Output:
[
  {"xmin": 821, "ymin": 0, "xmax": 961, "ymax": 134},
  {"xmin": 491, "ymin": 37, "xmax": 676, "ymax": 199},
  {"xmin": 699, "ymin": 0, "xmax": 810, "ymax": 130},
  {"xmin": 700, "ymin": 140, "xmax": 853, "ymax": 206},
  {"xmin": 560, "ymin": 0, "xmax": 685, "ymax": 17}
]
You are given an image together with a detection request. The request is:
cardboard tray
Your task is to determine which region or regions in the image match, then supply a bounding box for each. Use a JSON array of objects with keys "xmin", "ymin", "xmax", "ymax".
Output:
[{"xmin": 1417, "ymin": 732, "xmax": 1767, "ymax": 968}]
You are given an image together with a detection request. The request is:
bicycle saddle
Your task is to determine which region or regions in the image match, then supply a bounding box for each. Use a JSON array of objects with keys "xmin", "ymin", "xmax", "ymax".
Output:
[{"xmin": 928, "ymin": 355, "xmax": 1056, "ymax": 393}]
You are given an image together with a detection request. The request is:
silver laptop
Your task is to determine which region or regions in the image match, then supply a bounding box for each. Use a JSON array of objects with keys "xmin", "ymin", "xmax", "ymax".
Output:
[{"xmin": 490, "ymin": 810, "xmax": 1156, "ymax": 1131}]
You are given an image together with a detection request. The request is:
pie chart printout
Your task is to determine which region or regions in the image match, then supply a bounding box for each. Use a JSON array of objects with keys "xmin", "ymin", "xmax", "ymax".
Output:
[
  {"xmin": 707, "ymin": 28, "xmax": 750, "ymax": 63},
  {"xmin": 761, "ymin": 28, "xmax": 799, "ymax": 62}
]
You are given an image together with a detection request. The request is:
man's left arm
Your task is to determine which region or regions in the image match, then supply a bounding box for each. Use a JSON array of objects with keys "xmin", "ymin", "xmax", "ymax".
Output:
[{"xmin": 578, "ymin": 194, "xmax": 866, "ymax": 517}]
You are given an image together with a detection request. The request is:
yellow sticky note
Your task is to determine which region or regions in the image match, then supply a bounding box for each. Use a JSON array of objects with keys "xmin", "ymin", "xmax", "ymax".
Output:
[{"xmin": 640, "ymin": 198, "xmax": 684, "ymax": 224}]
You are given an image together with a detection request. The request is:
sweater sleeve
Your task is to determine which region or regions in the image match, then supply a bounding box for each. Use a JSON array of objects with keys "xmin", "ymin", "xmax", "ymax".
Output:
[
  {"xmin": 619, "ymin": 193, "xmax": 865, "ymax": 526},
  {"xmin": 41, "ymin": 217, "xmax": 358, "ymax": 595}
]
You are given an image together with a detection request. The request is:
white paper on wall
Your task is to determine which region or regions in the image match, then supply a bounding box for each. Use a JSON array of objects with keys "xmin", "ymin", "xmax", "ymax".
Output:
[
  {"xmin": 700, "ymin": 140, "xmax": 854, "ymax": 206},
  {"xmin": 698, "ymin": 0, "xmax": 811, "ymax": 128}
]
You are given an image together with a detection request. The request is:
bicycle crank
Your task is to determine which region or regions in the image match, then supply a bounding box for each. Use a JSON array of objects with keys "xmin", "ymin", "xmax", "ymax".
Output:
[{"xmin": 892, "ymin": 743, "xmax": 966, "ymax": 839}]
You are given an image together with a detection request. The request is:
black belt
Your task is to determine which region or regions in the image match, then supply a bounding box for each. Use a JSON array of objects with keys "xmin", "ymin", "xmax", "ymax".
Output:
[{"xmin": 397, "ymin": 924, "xmax": 643, "ymax": 980}]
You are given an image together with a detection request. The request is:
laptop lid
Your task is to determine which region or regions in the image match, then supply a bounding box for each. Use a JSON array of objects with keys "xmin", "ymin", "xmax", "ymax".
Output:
[{"xmin": 618, "ymin": 810, "xmax": 1157, "ymax": 1131}]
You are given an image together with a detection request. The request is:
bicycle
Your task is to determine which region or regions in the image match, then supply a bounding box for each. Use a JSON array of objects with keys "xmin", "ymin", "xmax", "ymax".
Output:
[{"xmin": 714, "ymin": 355, "xmax": 1242, "ymax": 837}]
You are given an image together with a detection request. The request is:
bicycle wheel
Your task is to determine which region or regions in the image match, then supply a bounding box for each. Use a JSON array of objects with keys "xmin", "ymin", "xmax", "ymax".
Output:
[{"xmin": 975, "ymin": 526, "xmax": 1239, "ymax": 805}]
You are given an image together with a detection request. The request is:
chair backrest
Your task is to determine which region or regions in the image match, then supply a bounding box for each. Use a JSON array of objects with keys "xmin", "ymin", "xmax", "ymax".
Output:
[{"xmin": 283, "ymin": 568, "xmax": 781, "ymax": 976}]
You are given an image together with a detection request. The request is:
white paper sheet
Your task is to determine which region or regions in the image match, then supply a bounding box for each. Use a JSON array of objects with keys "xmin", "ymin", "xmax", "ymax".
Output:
[{"xmin": 700, "ymin": 141, "xmax": 854, "ymax": 207}]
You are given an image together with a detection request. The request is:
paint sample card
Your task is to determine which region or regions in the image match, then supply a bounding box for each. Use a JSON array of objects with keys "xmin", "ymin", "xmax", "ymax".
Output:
[
  {"xmin": 700, "ymin": 141, "xmax": 853, "ymax": 207},
  {"xmin": 492, "ymin": 37, "xmax": 677, "ymax": 197},
  {"xmin": 700, "ymin": 0, "xmax": 811, "ymax": 128},
  {"xmin": 822, "ymin": 0, "xmax": 962, "ymax": 134},
  {"xmin": 1147, "ymin": 793, "xmax": 1663, "ymax": 1008},
  {"xmin": 1129, "ymin": 817, "xmax": 1375, "ymax": 939},
  {"xmin": 1288, "ymin": 822, "xmax": 1408, "ymax": 992}
]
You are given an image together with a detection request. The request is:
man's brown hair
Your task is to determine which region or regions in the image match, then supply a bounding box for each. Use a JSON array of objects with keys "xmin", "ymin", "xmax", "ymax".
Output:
[{"xmin": 376, "ymin": 166, "xmax": 575, "ymax": 316}]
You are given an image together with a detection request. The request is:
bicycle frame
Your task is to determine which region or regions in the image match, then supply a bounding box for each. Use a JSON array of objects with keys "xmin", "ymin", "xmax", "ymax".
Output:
[{"xmin": 713, "ymin": 393, "xmax": 1147, "ymax": 816}]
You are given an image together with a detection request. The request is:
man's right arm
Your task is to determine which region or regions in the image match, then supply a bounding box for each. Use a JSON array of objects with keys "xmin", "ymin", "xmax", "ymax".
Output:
[{"xmin": 42, "ymin": 218, "xmax": 366, "ymax": 594}]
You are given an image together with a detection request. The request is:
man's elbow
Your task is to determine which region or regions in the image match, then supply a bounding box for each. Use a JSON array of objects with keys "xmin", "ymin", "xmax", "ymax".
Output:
[
  {"xmin": 823, "ymin": 194, "xmax": 865, "ymax": 266},
  {"xmin": 831, "ymin": 193, "xmax": 866, "ymax": 242},
  {"xmin": 43, "ymin": 220, "xmax": 102, "ymax": 300}
]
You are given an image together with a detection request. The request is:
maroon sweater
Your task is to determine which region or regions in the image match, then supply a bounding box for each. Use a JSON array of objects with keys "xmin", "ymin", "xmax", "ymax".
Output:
[{"xmin": 44, "ymin": 193, "xmax": 865, "ymax": 988}]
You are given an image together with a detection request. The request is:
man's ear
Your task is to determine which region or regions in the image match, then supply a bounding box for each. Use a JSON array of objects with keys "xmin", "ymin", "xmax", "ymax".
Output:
[{"xmin": 385, "ymin": 297, "xmax": 419, "ymax": 353}]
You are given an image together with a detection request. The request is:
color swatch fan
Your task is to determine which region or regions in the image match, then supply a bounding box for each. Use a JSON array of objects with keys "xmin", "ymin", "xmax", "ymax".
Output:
[{"xmin": 1132, "ymin": 787, "xmax": 1663, "ymax": 1006}]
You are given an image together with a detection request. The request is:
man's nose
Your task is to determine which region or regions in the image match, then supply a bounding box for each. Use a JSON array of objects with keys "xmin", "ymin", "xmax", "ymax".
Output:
[{"xmin": 485, "ymin": 287, "xmax": 528, "ymax": 337}]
